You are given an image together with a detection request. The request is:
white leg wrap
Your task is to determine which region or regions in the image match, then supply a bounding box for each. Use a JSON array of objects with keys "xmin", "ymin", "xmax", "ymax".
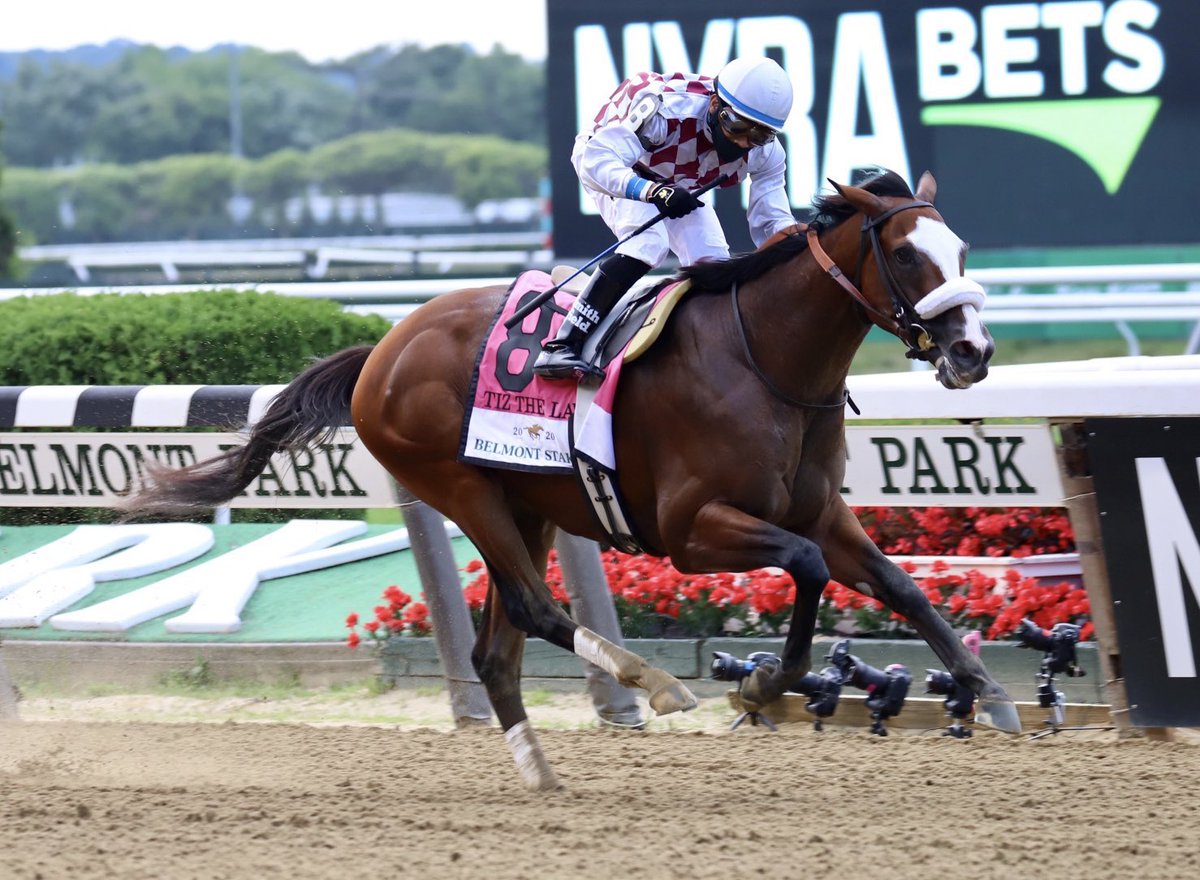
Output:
[
  {"xmin": 574, "ymin": 626, "xmax": 639, "ymax": 681},
  {"xmin": 573, "ymin": 626, "xmax": 609, "ymax": 669},
  {"xmin": 504, "ymin": 720, "xmax": 559, "ymax": 791},
  {"xmin": 575, "ymin": 627, "xmax": 697, "ymax": 715}
]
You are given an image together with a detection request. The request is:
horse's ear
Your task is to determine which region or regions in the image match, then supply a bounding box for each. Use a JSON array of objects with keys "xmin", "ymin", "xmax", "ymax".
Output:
[
  {"xmin": 829, "ymin": 179, "xmax": 886, "ymax": 218},
  {"xmin": 915, "ymin": 171, "xmax": 937, "ymax": 203}
]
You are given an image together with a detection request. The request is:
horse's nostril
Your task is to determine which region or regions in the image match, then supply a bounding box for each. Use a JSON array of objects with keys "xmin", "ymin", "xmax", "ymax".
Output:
[{"xmin": 950, "ymin": 339, "xmax": 982, "ymax": 363}]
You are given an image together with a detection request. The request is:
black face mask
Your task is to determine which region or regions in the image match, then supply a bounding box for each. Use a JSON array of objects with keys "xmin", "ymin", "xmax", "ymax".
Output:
[{"xmin": 707, "ymin": 106, "xmax": 750, "ymax": 162}]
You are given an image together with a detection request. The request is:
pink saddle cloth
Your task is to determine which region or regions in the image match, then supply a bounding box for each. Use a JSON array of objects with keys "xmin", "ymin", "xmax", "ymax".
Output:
[{"xmin": 460, "ymin": 270, "xmax": 624, "ymax": 474}]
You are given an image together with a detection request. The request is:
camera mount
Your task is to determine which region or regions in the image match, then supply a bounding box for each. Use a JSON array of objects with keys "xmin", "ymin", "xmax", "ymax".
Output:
[
  {"xmin": 1015, "ymin": 619, "xmax": 1110, "ymax": 740},
  {"xmin": 925, "ymin": 669, "xmax": 975, "ymax": 738},
  {"xmin": 711, "ymin": 649, "xmax": 844, "ymax": 732},
  {"xmin": 711, "ymin": 650, "xmax": 782, "ymax": 731},
  {"xmin": 826, "ymin": 639, "xmax": 911, "ymax": 736},
  {"xmin": 793, "ymin": 667, "xmax": 843, "ymax": 731}
]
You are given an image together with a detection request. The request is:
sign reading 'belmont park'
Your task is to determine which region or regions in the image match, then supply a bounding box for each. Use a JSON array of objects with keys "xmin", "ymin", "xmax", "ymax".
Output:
[
  {"xmin": 842, "ymin": 424, "xmax": 1059, "ymax": 504},
  {"xmin": 0, "ymin": 430, "xmax": 397, "ymax": 508},
  {"xmin": 0, "ymin": 425, "xmax": 1063, "ymax": 508}
]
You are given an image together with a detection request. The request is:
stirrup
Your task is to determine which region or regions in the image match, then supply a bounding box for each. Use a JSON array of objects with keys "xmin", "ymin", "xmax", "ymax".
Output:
[{"xmin": 533, "ymin": 347, "xmax": 603, "ymax": 381}]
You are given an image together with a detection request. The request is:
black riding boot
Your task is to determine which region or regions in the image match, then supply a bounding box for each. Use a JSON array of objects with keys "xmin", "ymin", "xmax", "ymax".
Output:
[{"xmin": 533, "ymin": 254, "xmax": 650, "ymax": 380}]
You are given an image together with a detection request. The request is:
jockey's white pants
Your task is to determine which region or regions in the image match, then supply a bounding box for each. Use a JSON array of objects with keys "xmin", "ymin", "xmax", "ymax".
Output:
[{"xmin": 587, "ymin": 187, "xmax": 730, "ymax": 268}]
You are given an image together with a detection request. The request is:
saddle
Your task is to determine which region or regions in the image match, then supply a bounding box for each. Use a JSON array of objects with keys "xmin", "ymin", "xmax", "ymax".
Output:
[
  {"xmin": 548, "ymin": 265, "xmax": 692, "ymax": 374},
  {"xmin": 542, "ymin": 266, "xmax": 691, "ymax": 554}
]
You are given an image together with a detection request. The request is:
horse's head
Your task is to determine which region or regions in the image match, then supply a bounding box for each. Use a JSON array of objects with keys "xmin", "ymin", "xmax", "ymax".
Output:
[{"xmin": 832, "ymin": 172, "xmax": 993, "ymax": 389}]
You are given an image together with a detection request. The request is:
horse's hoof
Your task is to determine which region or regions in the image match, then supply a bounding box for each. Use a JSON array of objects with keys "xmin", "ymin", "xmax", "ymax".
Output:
[
  {"xmin": 975, "ymin": 698, "xmax": 1022, "ymax": 734},
  {"xmin": 522, "ymin": 771, "xmax": 564, "ymax": 792},
  {"xmin": 740, "ymin": 664, "xmax": 783, "ymax": 712},
  {"xmin": 738, "ymin": 696, "xmax": 764, "ymax": 714},
  {"xmin": 506, "ymin": 719, "xmax": 563, "ymax": 791},
  {"xmin": 649, "ymin": 679, "xmax": 698, "ymax": 715}
]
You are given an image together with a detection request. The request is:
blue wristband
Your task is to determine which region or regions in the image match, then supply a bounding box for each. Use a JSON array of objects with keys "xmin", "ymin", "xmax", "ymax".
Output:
[{"xmin": 625, "ymin": 177, "xmax": 652, "ymax": 201}]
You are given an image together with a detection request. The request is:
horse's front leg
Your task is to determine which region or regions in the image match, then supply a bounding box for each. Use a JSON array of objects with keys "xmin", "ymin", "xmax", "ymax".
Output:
[
  {"xmin": 666, "ymin": 501, "xmax": 831, "ymax": 711},
  {"xmin": 822, "ymin": 504, "xmax": 1021, "ymax": 734},
  {"xmin": 454, "ymin": 484, "xmax": 697, "ymax": 719},
  {"xmin": 471, "ymin": 551, "xmax": 697, "ymax": 719}
]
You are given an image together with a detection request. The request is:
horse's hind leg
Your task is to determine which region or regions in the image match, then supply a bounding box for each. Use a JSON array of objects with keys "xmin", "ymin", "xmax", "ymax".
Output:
[
  {"xmin": 474, "ymin": 580, "xmax": 561, "ymax": 791},
  {"xmin": 472, "ymin": 514, "xmax": 560, "ymax": 790},
  {"xmin": 394, "ymin": 466, "xmax": 694, "ymax": 785},
  {"xmin": 441, "ymin": 477, "xmax": 697, "ymax": 716}
]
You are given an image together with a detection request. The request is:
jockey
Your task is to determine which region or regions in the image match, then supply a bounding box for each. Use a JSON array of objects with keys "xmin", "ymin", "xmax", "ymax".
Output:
[{"xmin": 534, "ymin": 56, "xmax": 801, "ymax": 380}]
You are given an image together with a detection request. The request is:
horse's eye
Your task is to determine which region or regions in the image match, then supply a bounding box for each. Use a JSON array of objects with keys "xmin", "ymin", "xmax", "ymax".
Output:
[{"xmin": 894, "ymin": 246, "xmax": 917, "ymax": 266}]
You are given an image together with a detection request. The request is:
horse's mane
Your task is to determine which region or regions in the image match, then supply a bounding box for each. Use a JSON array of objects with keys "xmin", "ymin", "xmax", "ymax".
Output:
[{"xmin": 680, "ymin": 168, "xmax": 914, "ymax": 293}]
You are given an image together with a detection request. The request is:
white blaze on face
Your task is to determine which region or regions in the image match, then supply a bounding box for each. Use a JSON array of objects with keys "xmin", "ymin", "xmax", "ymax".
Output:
[
  {"xmin": 907, "ymin": 216, "xmax": 989, "ymax": 351},
  {"xmin": 908, "ymin": 215, "xmax": 964, "ymax": 283},
  {"xmin": 957, "ymin": 303, "xmax": 989, "ymax": 351}
]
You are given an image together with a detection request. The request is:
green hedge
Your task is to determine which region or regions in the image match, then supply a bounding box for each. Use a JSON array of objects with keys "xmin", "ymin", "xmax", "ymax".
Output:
[
  {"xmin": 0, "ymin": 289, "xmax": 392, "ymax": 524},
  {"xmin": 0, "ymin": 289, "xmax": 391, "ymax": 384}
]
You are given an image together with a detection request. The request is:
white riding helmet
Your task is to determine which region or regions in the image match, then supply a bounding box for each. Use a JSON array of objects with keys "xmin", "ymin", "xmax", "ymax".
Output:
[{"xmin": 714, "ymin": 57, "xmax": 793, "ymax": 131}]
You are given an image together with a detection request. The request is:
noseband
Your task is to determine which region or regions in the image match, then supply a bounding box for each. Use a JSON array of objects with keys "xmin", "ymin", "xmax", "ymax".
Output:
[{"xmin": 806, "ymin": 201, "xmax": 940, "ymax": 360}]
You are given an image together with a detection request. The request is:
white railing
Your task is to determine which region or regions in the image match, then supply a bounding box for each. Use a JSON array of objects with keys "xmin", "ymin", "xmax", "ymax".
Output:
[
  {"xmin": 64, "ymin": 250, "xmax": 310, "ymax": 283},
  {"xmin": 845, "ymin": 355, "xmax": 1200, "ymax": 420},
  {"xmin": 4, "ymin": 263, "xmax": 1200, "ymax": 353},
  {"xmin": 20, "ymin": 231, "xmax": 548, "ymax": 258},
  {"xmin": 972, "ymin": 264, "xmax": 1200, "ymax": 286},
  {"xmin": 18, "ymin": 232, "xmax": 551, "ymax": 282}
]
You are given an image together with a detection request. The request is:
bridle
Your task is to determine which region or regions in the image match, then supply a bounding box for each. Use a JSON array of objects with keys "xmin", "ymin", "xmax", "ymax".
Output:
[
  {"xmin": 730, "ymin": 197, "xmax": 985, "ymax": 411},
  {"xmin": 805, "ymin": 200, "xmax": 939, "ymax": 361}
]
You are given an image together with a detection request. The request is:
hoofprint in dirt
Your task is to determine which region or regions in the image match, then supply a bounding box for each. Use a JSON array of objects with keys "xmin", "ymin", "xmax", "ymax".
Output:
[{"xmin": 2, "ymin": 714, "xmax": 1196, "ymax": 880}]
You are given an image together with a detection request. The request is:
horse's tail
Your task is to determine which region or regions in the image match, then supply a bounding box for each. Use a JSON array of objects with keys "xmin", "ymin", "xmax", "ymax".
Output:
[{"xmin": 118, "ymin": 345, "xmax": 375, "ymax": 520}]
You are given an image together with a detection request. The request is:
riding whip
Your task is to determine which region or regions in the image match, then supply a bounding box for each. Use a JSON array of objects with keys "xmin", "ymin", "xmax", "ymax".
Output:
[{"xmin": 504, "ymin": 173, "xmax": 731, "ymax": 328}]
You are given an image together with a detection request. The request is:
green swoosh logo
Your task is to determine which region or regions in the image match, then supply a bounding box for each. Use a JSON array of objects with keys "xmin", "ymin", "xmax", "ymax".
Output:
[{"xmin": 921, "ymin": 97, "xmax": 1161, "ymax": 195}]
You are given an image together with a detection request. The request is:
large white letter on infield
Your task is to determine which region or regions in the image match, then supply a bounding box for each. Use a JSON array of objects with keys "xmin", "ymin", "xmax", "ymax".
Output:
[
  {"xmin": 49, "ymin": 520, "xmax": 413, "ymax": 633},
  {"xmin": 0, "ymin": 524, "xmax": 213, "ymax": 627},
  {"xmin": 1135, "ymin": 457, "xmax": 1200, "ymax": 678}
]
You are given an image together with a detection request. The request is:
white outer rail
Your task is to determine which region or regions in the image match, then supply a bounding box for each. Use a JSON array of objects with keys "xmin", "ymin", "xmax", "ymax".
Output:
[
  {"xmin": 4, "ymin": 264, "xmax": 1200, "ymax": 352},
  {"xmin": 20, "ymin": 233, "xmax": 552, "ymax": 282},
  {"xmin": 844, "ymin": 355, "xmax": 1200, "ymax": 420}
]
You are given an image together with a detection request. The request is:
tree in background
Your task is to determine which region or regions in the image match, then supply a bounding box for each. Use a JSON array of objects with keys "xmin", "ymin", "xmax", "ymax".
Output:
[
  {"xmin": 0, "ymin": 58, "xmax": 112, "ymax": 166},
  {"xmin": 0, "ymin": 42, "xmax": 545, "ymax": 168},
  {"xmin": 0, "ymin": 41, "xmax": 548, "ymax": 245},
  {"xmin": 0, "ymin": 120, "xmax": 18, "ymax": 275},
  {"xmin": 346, "ymin": 44, "xmax": 545, "ymax": 144},
  {"xmin": 2, "ymin": 128, "xmax": 546, "ymax": 244}
]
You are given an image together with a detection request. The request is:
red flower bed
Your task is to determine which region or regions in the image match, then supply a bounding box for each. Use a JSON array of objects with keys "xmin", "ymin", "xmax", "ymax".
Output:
[
  {"xmin": 346, "ymin": 584, "xmax": 430, "ymax": 648},
  {"xmin": 347, "ymin": 507, "xmax": 1090, "ymax": 646},
  {"xmin": 821, "ymin": 560, "xmax": 1093, "ymax": 641},
  {"xmin": 857, "ymin": 506, "xmax": 1074, "ymax": 557}
]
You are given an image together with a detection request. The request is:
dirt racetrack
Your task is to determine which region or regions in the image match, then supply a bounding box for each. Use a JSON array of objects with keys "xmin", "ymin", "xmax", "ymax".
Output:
[{"xmin": 3, "ymin": 691, "xmax": 1197, "ymax": 880}]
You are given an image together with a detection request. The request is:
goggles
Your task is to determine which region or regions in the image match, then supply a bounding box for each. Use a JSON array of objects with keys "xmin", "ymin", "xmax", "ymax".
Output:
[{"xmin": 717, "ymin": 104, "xmax": 777, "ymax": 147}]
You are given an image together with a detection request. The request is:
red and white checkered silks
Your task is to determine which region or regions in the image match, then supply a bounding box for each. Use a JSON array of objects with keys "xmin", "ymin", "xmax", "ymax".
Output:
[{"xmin": 589, "ymin": 72, "xmax": 748, "ymax": 192}]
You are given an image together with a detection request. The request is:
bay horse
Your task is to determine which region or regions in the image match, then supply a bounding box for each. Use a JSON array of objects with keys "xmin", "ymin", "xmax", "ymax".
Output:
[{"xmin": 121, "ymin": 169, "xmax": 1020, "ymax": 790}]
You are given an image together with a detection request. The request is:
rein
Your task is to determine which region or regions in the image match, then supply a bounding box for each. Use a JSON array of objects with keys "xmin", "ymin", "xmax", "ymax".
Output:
[
  {"xmin": 730, "ymin": 281, "xmax": 858, "ymax": 414},
  {"xmin": 724, "ymin": 200, "xmax": 940, "ymax": 412},
  {"xmin": 728, "ymin": 198, "xmax": 943, "ymax": 413}
]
